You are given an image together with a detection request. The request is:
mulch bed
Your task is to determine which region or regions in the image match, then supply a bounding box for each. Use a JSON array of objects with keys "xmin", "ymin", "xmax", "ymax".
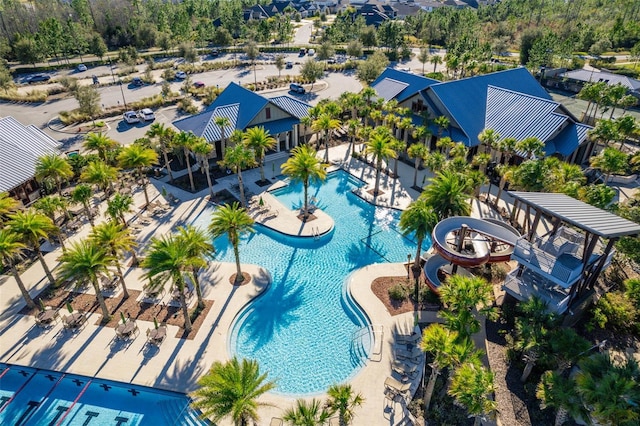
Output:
[
  {"xmin": 229, "ymin": 272, "xmax": 251, "ymax": 286},
  {"xmin": 20, "ymin": 286, "xmax": 214, "ymax": 340},
  {"xmin": 296, "ymin": 213, "xmax": 317, "ymax": 222},
  {"xmin": 371, "ymin": 274, "xmax": 440, "ymax": 316}
]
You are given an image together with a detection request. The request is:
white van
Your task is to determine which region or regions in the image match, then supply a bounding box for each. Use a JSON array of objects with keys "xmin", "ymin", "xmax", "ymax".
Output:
[
  {"xmin": 289, "ymin": 83, "xmax": 305, "ymax": 94},
  {"xmin": 308, "ymin": 48, "xmax": 315, "ymax": 56}
]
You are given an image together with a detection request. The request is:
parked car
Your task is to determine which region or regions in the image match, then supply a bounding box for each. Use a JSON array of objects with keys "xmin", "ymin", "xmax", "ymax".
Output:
[
  {"xmin": 285, "ymin": 61, "xmax": 293, "ymax": 69},
  {"xmin": 175, "ymin": 71, "xmax": 187, "ymax": 80},
  {"xmin": 130, "ymin": 77, "xmax": 144, "ymax": 87},
  {"xmin": 123, "ymin": 111, "xmax": 140, "ymax": 124},
  {"xmin": 299, "ymin": 48, "xmax": 307, "ymax": 56},
  {"xmin": 26, "ymin": 74, "xmax": 51, "ymax": 84},
  {"xmin": 77, "ymin": 64, "xmax": 87, "ymax": 72},
  {"xmin": 211, "ymin": 49, "xmax": 220, "ymax": 57},
  {"xmin": 308, "ymin": 48, "xmax": 316, "ymax": 56},
  {"xmin": 138, "ymin": 108, "xmax": 155, "ymax": 121},
  {"xmin": 193, "ymin": 81, "xmax": 205, "ymax": 89},
  {"xmin": 289, "ymin": 83, "xmax": 305, "ymax": 94}
]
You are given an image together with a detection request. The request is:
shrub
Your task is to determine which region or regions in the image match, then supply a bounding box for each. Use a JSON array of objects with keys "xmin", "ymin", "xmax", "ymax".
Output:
[
  {"xmin": 490, "ymin": 264, "xmax": 507, "ymax": 281},
  {"xmin": 624, "ymin": 278, "xmax": 640, "ymax": 309},
  {"xmin": 177, "ymin": 97, "xmax": 198, "ymax": 114},
  {"xmin": 590, "ymin": 291, "xmax": 638, "ymax": 332},
  {"xmin": 388, "ymin": 283, "xmax": 408, "ymax": 301}
]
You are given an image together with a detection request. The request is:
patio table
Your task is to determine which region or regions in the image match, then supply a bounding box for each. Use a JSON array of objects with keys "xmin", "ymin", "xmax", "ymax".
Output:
[
  {"xmin": 116, "ymin": 321, "xmax": 138, "ymax": 338},
  {"xmin": 36, "ymin": 309, "xmax": 59, "ymax": 325}
]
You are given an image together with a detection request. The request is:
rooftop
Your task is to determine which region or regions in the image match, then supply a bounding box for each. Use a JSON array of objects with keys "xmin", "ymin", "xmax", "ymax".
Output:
[{"xmin": 509, "ymin": 191, "xmax": 640, "ymax": 238}]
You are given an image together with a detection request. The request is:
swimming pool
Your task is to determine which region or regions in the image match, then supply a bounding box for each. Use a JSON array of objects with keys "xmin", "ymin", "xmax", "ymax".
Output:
[
  {"xmin": 195, "ymin": 170, "xmax": 421, "ymax": 395},
  {"xmin": 0, "ymin": 363, "xmax": 208, "ymax": 425}
]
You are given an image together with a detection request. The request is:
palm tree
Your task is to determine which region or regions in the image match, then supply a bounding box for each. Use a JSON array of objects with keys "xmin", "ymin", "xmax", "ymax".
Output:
[
  {"xmin": 177, "ymin": 225, "xmax": 215, "ymax": 309},
  {"xmin": 283, "ymin": 399, "xmax": 333, "ymax": 426},
  {"xmin": 33, "ymin": 195, "xmax": 68, "ymax": 224},
  {"xmin": 106, "ymin": 194, "xmax": 133, "ymax": 227},
  {"xmin": 537, "ymin": 371, "xmax": 589, "ymax": 426},
  {"xmin": 345, "ymin": 119, "xmax": 360, "ymax": 156},
  {"xmin": 118, "ymin": 144, "xmax": 159, "ymax": 207},
  {"xmin": 191, "ymin": 139, "xmax": 216, "ymax": 199},
  {"xmin": 576, "ymin": 353, "xmax": 640, "ymax": 426},
  {"xmin": 0, "ymin": 229, "xmax": 35, "ymax": 309},
  {"xmin": 449, "ymin": 142, "xmax": 468, "ymax": 160},
  {"xmin": 89, "ymin": 221, "xmax": 137, "ymax": 299},
  {"xmin": 214, "ymin": 116, "xmax": 232, "ymax": 158},
  {"xmin": 548, "ymin": 327, "xmax": 590, "ymax": 373},
  {"xmin": 281, "ymin": 145, "xmax": 328, "ymax": 220},
  {"xmin": 590, "ymin": 147, "xmax": 627, "ymax": 185},
  {"xmin": 146, "ymin": 122, "xmax": 176, "ymax": 182},
  {"xmin": 142, "ymin": 233, "xmax": 204, "ymax": 332},
  {"xmin": 497, "ymin": 137, "xmax": 517, "ymax": 165},
  {"xmin": 439, "ymin": 274, "xmax": 494, "ymax": 340},
  {"xmin": 448, "ymin": 363, "xmax": 497, "ymax": 426},
  {"xmin": 312, "ymin": 114, "xmax": 342, "ymax": 162},
  {"xmin": 208, "ymin": 203, "xmax": 254, "ymax": 285},
  {"xmin": 545, "ymin": 161, "xmax": 585, "ymax": 193},
  {"xmin": 191, "ymin": 357, "xmax": 276, "ymax": 426},
  {"xmin": 34, "ymin": 153, "xmax": 73, "ymax": 196},
  {"xmin": 434, "ymin": 115, "xmax": 450, "ymax": 138},
  {"xmin": 399, "ymin": 197, "xmax": 437, "ymax": 272},
  {"xmin": 423, "ymin": 151, "xmax": 446, "ymax": 175},
  {"xmin": 244, "ymin": 126, "xmax": 277, "ymax": 183},
  {"xmin": 58, "ymin": 240, "xmax": 114, "ymax": 320},
  {"xmin": 430, "ymin": 54, "xmax": 442, "ymax": 73},
  {"xmin": 8, "ymin": 210, "xmax": 57, "ymax": 285},
  {"xmin": 326, "ymin": 384, "xmax": 364, "ymax": 426},
  {"xmin": 436, "ymin": 136, "xmax": 455, "ymax": 157},
  {"xmin": 407, "ymin": 143, "xmax": 428, "ymax": 188},
  {"xmin": 413, "ymin": 125, "xmax": 432, "ymax": 147},
  {"xmin": 220, "ymin": 143, "xmax": 257, "ymax": 207},
  {"xmin": 84, "ymin": 132, "xmax": 118, "ymax": 162},
  {"xmin": 363, "ymin": 130, "xmax": 397, "ymax": 196},
  {"xmin": 494, "ymin": 164, "xmax": 516, "ymax": 207},
  {"xmin": 80, "ymin": 160, "xmax": 119, "ymax": 197},
  {"xmin": 477, "ymin": 128, "xmax": 500, "ymax": 155},
  {"xmin": 516, "ymin": 136, "xmax": 545, "ymax": 160},
  {"xmin": 421, "ymin": 170, "xmax": 472, "ymax": 220},
  {"xmin": 173, "ymin": 131, "xmax": 198, "ymax": 192},
  {"xmin": 420, "ymin": 323, "xmax": 458, "ymax": 410},
  {"xmin": 300, "ymin": 116, "xmax": 313, "ymax": 145},
  {"xmin": 0, "ymin": 192, "xmax": 20, "ymax": 224},
  {"xmin": 398, "ymin": 117, "xmax": 414, "ymax": 153},
  {"xmin": 71, "ymin": 184, "xmax": 95, "ymax": 227}
]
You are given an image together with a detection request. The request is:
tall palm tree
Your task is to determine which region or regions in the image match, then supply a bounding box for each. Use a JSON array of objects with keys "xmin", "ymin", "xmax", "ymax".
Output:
[
  {"xmin": 177, "ymin": 225, "xmax": 215, "ymax": 309},
  {"xmin": 8, "ymin": 210, "xmax": 57, "ymax": 285},
  {"xmin": 436, "ymin": 136, "xmax": 455, "ymax": 157},
  {"xmin": 449, "ymin": 142, "xmax": 468, "ymax": 160},
  {"xmin": 0, "ymin": 229, "xmax": 35, "ymax": 309},
  {"xmin": 326, "ymin": 384, "xmax": 365, "ymax": 426},
  {"xmin": 477, "ymin": 128, "xmax": 500, "ymax": 155},
  {"xmin": 208, "ymin": 203, "xmax": 254, "ymax": 285},
  {"xmin": 494, "ymin": 164, "xmax": 516, "ymax": 207},
  {"xmin": 84, "ymin": 132, "xmax": 118, "ymax": 162},
  {"xmin": 399, "ymin": 197, "xmax": 437, "ymax": 272},
  {"xmin": 80, "ymin": 160, "xmax": 119, "ymax": 197},
  {"xmin": 214, "ymin": 116, "xmax": 232, "ymax": 159},
  {"xmin": 546, "ymin": 162, "xmax": 585, "ymax": 193},
  {"xmin": 34, "ymin": 154, "xmax": 73, "ymax": 196},
  {"xmin": 345, "ymin": 119, "xmax": 360, "ymax": 156},
  {"xmin": 89, "ymin": 221, "xmax": 137, "ymax": 299},
  {"xmin": 192, "ymin": 357, "xmax": 275, "ymax": 426},
  {"xmin": 71, "ymin": 184, "xmax": 95, "ymax": 227},
  {"xmin": 430, "ymin": 54, "xmax": 442, "ymax": 73},
  {"xmin": 146, "ymin": 122, "xmax": 176, "ymax": 182},
  {"xmin": 191, "ymin": 139, "xmax": 216, "ymax": 199},
  {"xmin": 118, "ymin": 144, "xmax": 159, "ymax": 207},
  {"xmin": 173, "ymin": 131, "xmax": 198, "ymax": 192},
  {"xmin": 363, "ymin": 130, "xmax": 397, "ymax": 196},
  {"xmin": 590, "ymin": 147, "xmax": 627, "ymax": 185},
  {"xmin": 434, "ymin": 115, "xmax": 450, "ymax": 138},
  {"xmin": 497, "ymin": 137, "xmax": 517, "ymax": 165},
  {"xmin": 220, "ymin": 142, "xmax": 257, "ymax": 208},
  {"xmin": 312, "ymin": 113, "xmax": 342, "ymax": 162},
  {"xmin": 106, "ymin": 193, "xmax": 133, "ymax": 227},
  {"xmin": 58, "ymin": 240, "xmax": 114, "ymax": 320},
  {"xmin": 142, "ymin": 233, "xmax": 204, "ymax": 332},
  {"xmin": 244, "ymin": 126, "xmax": 277, "ymax": 183},
  {"xmin": 439, "ymin": 274, "xmax": 494, "ymax": 340},
  {"xmin": 537, "ymin": 371, "xmax": 589, "ymax": 426},
  {"xmin": 281, "ymin": 145, "xmax": 328, "ymax": 219},
  {"xmin": 407, "ymin": 143, "xmax": 428, "ymax": 188},
  {"xmin": 0, "ymin": 192, "xmax": 20, "ymax": 224},
  {"xmin": 420, "ymin": 323, "xmax": 458, "ymax": 410},
  {"xmin": 423, "ymin": 151, "xmax": 446, "ymax": 175},
  {"xmin": 33, "ymin": 195, "xmax": 68, "ymax": 224},
  {"xmin": 516, "ymin": 136, "xmax": 545, "ymax": 160},
  {"xmin": 300, "ymin": 116, "xmax": 313, "ymax": 145},
  {"xmin": 284, "ymin": 399, "xmax": 333, "ymax": 426},
  {"xmin": 413, "ymin": 125, "xmax": 432, "ymax": 147},
  {"xmin": 448, "ymin": 363, "xmax": 497, "ymax": 426},
  {"xmin": 421, "ymin": 170, "xmax": 472, "ymax": 220}
]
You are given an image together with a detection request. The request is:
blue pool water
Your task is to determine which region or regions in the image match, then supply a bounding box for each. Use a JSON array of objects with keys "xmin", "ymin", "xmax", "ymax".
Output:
[
  {"xmin": 194, "ymin": 170, "xmax": 422, "ymax": 395},
  {"xmin": 0, "ymin": 363, "xmax": 207, "ymax": 425}
]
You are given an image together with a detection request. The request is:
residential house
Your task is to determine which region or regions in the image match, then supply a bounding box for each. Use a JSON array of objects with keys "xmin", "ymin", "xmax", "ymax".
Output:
[
  {"xmin": 370, "ymin": 67, "xmax": 593, "ymax": 164},
  {"xmin": 0, "ymin": 116, "xmax": 61, "ymax": 206},
  {"xmin": 553, "ymin": 68, "xmax": 640, "ymax": 100},
  {"xmin": 172, "ymin": 83, "xmax": 311, "ymax": 161}
]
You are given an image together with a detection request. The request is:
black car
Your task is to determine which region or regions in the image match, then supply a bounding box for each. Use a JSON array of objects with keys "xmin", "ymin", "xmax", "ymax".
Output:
[
  {"xmin": 26, "ymin": 74, "xmax": 51, "ymax": 84},
  {"xmin": 211, "ymin": 49, "xmax": 220, "ymax": 57},
  {"xmin": 130, "ymin": 77, "xmax": 144, "ymax": 87}
]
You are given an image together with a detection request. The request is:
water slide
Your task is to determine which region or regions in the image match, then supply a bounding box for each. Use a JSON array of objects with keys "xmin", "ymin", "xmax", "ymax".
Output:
[{"xmin": 424, "ymin": 217, "xmax": 521, "ymax": 293}]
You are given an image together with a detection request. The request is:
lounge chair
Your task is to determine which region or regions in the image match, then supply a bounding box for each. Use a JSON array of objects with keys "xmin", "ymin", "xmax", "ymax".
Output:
[
  {"xmin": 396, "ymin": 332, "xmax": 421, "ymax": 345},
  {"xmin": 391, "ymin": 360, "xmax": 418, "ymax": 379},
  {"xmin": 395, "ymin": 346, "xmax": 423, "ymax": 364}
]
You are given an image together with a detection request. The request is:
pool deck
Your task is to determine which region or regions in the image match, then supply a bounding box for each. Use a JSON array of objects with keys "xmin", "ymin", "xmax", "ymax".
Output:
[{"xmin": 1, "ymin": 143, "xmax": 482, "ymax": 425}]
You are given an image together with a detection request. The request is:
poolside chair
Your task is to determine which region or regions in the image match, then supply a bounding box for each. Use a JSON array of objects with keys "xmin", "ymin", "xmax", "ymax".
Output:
[
  {"xmin": 395, "ymin": 346, "xmax": 423, "ymax": 364},
  {"xmin": 391, "ymin": 360, "xmax": 418, "ymax": 379},
  {"xmin": 396, "ymin": 332, "xmax": 421, "ymax": 345}
]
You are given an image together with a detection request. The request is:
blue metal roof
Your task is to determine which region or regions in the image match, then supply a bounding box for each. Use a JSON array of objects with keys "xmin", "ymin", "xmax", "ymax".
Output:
[
  {"xmin": 202, "ymin": 104, "xmax": 240, "ymax": 142},
  {"xmin": 269, "ymin": 96, "xmax": 310, "ymax": 119},
  {"xmin": 371, "ymin": 68, "xmax": 439, "ymax": 103},
  {"xmin": 425, "ymin": 67, "xmax": 551, "ymax": 148},
  {"xmin": 549, "ymin": 123, "xmax": 591, "ymax": 157},
  {"xmin": 256, "ymin": 117, "xmax": 299, "ymax": 135},
  {"xmin": 485, "ymin": 86, "xmax": 566, "ymax": 144},
  {"xmin": 372, "ymin": 78, "xmax": 409, "ymax": 101}
]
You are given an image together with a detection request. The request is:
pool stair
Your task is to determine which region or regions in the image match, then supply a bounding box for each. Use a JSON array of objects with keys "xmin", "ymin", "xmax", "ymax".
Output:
[
  {"xmin": 157, "ymin": 397, "xmax": 212, "ymax": 426},
  {"xmin": 351, "ymin": 325, "xmax": 383, "ymax": 363}
]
